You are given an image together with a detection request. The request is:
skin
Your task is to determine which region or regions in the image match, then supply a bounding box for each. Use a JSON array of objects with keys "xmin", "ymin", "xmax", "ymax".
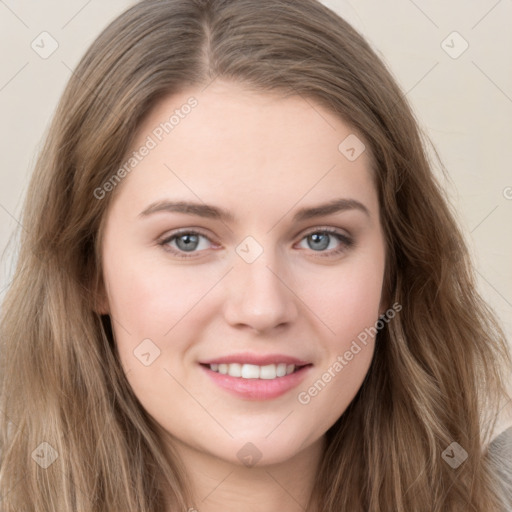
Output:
[{"xmin": 100, "ymin": 80, "xmax": 387, "ymax": 511}]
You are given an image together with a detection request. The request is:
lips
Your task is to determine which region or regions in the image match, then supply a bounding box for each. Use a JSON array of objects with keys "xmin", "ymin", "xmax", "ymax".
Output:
[
  {"xmin": 199, "ymin": 352, "xmax": 310, "ymax": 367},
  {"xmin": 198, "ymin": 352, "xmax": 313, "ymax": 400}
]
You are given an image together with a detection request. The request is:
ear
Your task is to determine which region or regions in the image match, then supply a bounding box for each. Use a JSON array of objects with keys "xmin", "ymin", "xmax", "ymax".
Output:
[
  {"xmin": 378, "ymin": 283, "xmax": 391, "ymax": 317},
  {"xmin": 378, "ymin": 260, "xmax": 394, "ymax": 317},
  {"xmin": 92, "ymin": 276, "xmax": 110, "ymax": 315},
  {"xmin": 378, "ymin": 305, "xmax": 388, "ymax": 318}
]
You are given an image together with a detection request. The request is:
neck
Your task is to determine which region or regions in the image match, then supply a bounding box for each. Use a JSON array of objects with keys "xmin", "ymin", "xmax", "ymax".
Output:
[{"xmin": 169, "ymin": 436, "xmax": 325, "ymax": 512}]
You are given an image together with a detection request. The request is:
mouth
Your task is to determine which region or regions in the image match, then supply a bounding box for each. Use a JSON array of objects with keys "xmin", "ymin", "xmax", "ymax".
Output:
[
  {"xmin": 201, "ymin": 362, "xmax": 307, "ymax": 380},
  {"xmin": 198, "ymin": 357, "xmax": 313, "ymax": 400}
]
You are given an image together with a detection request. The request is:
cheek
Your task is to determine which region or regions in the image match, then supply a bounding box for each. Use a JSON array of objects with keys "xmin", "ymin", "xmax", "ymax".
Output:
[
  {"xmin": 297, "ymin": 344, "xmax": 374, "ymax": 441},
  {"xmin": 104, "ymin": 250, "xmax": 216, "ymax": 334},
  {"xmin": 300, "ymin": 251, "xmax": 385, "ymax": 343},
  {"xmin": 293, "ymin": 250, "xmax": 384, "ymax": 422},
  {"xmin": 102, "ymin": 248, "xmax": 225, "ymax": 377}
]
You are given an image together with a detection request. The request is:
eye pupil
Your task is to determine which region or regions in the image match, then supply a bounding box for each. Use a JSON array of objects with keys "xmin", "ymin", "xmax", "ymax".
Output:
[
  {"xmin": 308, "ymin": 233, "xmax": 330, "ymax": 251},
  {"xmin": 176, "ymin": 234, "xmax": 199, "ymax": 252}
]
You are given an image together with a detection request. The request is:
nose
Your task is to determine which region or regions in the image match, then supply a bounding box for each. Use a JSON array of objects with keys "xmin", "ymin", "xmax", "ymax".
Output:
[{"xmin": 222, "ymin": 250, "xmax": 299, "ymax": 334}]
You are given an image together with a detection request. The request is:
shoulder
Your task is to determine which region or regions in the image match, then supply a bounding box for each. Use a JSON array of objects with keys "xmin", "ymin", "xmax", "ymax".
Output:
[
  {"xmin": 488, "ymin": 425, "xmax": 512, "ymax": 509},
  {"xmin": 489, "ymin": 425, "xmax": 512, "ymax": 467}
]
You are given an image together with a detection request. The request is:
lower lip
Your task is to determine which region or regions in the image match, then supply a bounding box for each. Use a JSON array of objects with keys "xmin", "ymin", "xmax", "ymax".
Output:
[{"xmin": 200, "ymin": 364, "xmax": 312, "ymax": 400}]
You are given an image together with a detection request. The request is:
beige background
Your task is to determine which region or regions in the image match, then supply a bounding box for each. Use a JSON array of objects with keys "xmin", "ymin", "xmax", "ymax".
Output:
[{"xmin": 0, "ymin": 1, "xmax": 511, "ymax": 393}]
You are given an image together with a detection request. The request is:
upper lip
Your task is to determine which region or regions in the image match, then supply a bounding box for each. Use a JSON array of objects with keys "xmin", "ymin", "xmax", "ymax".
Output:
[{"xmin": 199, "ymin": 352, "xmax": 312, "ymax": 366}]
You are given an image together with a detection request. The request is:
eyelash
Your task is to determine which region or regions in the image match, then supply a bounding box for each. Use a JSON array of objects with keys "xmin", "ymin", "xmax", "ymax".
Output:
[{"xmin": 158, "ymin": 227, "xmax": 354, "ymax": 259}]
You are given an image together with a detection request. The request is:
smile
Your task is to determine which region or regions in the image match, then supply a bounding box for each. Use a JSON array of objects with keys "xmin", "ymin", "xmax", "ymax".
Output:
[
  {"xmin": 199, "ymin": 359, "xmax": 313, "ymax": 400},
  {"xmin": 207, "ymin": 362, "xmax": 298, "ymax": 379}
]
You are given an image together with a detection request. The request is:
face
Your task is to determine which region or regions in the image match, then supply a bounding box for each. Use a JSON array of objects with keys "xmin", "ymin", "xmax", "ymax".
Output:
[{"xmin": 100, "ymin": 81, "xmax": 387, "ymax": 467}]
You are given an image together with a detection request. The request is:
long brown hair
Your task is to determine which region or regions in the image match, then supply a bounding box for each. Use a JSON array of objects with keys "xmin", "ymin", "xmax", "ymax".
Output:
[{"xmin": 1, "ymin": 0, "xmax": 510, "ymax": 510}]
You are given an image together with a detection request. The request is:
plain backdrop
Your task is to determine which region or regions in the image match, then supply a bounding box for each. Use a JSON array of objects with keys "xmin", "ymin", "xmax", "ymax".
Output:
[{"xmin": 0, "ymin": 1, "xmax": 511, "ymax": 411}]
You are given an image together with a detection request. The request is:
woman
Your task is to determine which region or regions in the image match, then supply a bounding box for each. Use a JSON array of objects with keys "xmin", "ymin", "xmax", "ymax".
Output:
[{"xmin": 0, "ymin": 0, "xmax": 510, "ymax": 510}]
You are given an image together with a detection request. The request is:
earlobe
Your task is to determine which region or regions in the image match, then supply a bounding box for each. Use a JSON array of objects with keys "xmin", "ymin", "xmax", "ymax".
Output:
[
  {"xmin": 378, "ymin": 271, "xmax": 393, "ymax": 318},
  {"xmin": 378, "ymin": 294, "xmax": 390, "ymax": 318},
  {"xmin": 93, "ymin": 278, "xmax": 110, "ymax": 315},
  {"xmin": 95, "ymin": 297, "xmax": 110, "ymax": 315}
]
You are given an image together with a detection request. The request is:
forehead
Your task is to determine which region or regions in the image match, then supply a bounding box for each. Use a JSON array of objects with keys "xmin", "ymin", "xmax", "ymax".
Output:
[{"xmin": 113, "ymin": 81, "xmax": 378, "ymax": 220}]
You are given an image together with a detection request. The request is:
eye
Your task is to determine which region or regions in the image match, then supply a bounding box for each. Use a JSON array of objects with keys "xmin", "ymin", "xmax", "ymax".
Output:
[
  {"xmin": 159, "ymin": 230, "xmax": 215, "ymax": 258},
  {"xmin": 297, "ymin": 228, "xmax": 354, "ymax": 256},
  {"xmin": 158, "ymin": 227, "xmax": 354, "ymax": 259}
]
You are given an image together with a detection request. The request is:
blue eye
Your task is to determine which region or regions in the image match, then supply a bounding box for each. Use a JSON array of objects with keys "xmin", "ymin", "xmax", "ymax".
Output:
[
  {"xmin": 173, "ymin": 233, "xmax": 200, "ymax": 252},
  {"xmin": 298, "ymin": 229, "xmax": 354, "ymax": 256},
  {"xmin": 159, "ymin": 228, "xmax": 354, "ymax": 259},
  {"xmin": 160, "ymin": 230, "xmax": 213, "ymax": 257}
]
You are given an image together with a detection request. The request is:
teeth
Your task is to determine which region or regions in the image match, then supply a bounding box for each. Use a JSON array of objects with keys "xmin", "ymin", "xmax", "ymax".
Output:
[
  {"xmin": 227, "ymin": 362, "xmax": 242, "ymax": 377},
  {"xmin": 276, "ymin": 363, "xmax": 287, "ymax": 377},
  {"xmin": 259, "ymin": 364, "xmax": 277, "ymax": 380},
  {"xmin": 208, "ymin": 363, "xmax": 297, "ymax": 379},
  {"xmin": 241, "ymin": 364, "xmax": 260, "ymax": 379}
]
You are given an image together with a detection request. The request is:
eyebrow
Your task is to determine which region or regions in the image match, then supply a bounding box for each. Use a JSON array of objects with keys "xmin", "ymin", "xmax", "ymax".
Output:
[{"xmin": 138, "ymin": 198, "xmax": 370, "ymax": 223}]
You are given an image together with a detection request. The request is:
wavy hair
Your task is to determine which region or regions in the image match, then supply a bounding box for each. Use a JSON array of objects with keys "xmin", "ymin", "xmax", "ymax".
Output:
[{"xmin": 1, "ymin": 0, "xmax": 510, "ymax": 510}]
